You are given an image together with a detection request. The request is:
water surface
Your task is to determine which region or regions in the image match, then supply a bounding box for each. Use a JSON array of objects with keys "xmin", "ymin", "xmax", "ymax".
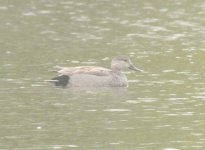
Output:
[{"xmin": 0, "ymin": 0, "xmax": 205, "ymax": 149}]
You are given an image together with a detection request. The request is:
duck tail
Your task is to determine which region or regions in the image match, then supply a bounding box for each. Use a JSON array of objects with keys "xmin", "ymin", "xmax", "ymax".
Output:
[{"xmin": 46, "ymin": 75, "xmax": 70, "ymax": 88}]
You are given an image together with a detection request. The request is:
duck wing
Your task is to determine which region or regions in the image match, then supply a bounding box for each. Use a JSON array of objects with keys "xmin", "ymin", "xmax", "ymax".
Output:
[{"xmin": 54, "ymin": 66, "xmax": 111, "ymax": 76}]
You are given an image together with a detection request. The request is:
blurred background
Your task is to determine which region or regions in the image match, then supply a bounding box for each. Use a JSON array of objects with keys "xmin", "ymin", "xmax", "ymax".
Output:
[{"xmin": 0, "ymin": 0, "xmax": 205, "ymax": 149}]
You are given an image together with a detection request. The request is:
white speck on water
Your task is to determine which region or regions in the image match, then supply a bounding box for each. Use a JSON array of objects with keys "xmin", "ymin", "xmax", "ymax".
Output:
[
  {"xmin": 162, "ymin": 69, "xmax": 176, "ymax": 73},
  {"xmin": 81, "ymin": 61, "xmax": 97, "ymax": 65},
  {"xmin": 6, "ymin": 51, "xmax": 11, "ymax": 54},
  {"xmin": 23, "ymin": 12, "xmax": 36, "ymax": 16},
  {"xmin": 181, "ymin": 112, "xmax": 194, "ymax": 116},
  {"xmin": 0, "ymin": 6, "xmax": 8, "ymax": 10},
  {"xmin": 125, "ymin": 100, "xmax": 140, "ymax": 104},
  {"xmin": 53, "ymin": 103, "xmax": 65, "ymax": 106},
  {"xmin": 31, "ymin": 84, "xmax": 44, "ymax": 87},
  {"xmin": 104, "ymin": 109, "xmax": 130, "ymax": 112},
  {"xmin": 165, "ymin": 113, "xmax": 178, "ymax": 116},
  {"xmin": 38, "ymin": 10, "xmax": 53, "ymax": 14},
  {"xmin": 163, "ymin": 148, "xmax": 179, "ymax": 150},
  {"xmin": 52, "ymin": 145, "xmax": 78, "ymax": 149},
  {"xmin": 71, "ymin": 60, "xmax": 80, "ymax": 64},
  {"xmin": 53, "ymin": 145, "xmax": 62, "ymax": 149},
  {"xmin": 37, "ymin": 126, "xmax": 42, "ymax": 130},
  {"xmin": 40, "ymin": 30, "xmax": 56, "ymax": 34},
  {"xmin": 6, "ymin": 78, "xmax": 15, "ymax": 81},
  {"xmin": 68, "ymin": 145, "xmax": 78, "ymax": 148},
  {"xmin": 110, "ymin": 142, "xmax": 120, "ymax": 145},
  {"xmin": 87, "ymin": 109, "xmax": 97, "ymax": 112}
]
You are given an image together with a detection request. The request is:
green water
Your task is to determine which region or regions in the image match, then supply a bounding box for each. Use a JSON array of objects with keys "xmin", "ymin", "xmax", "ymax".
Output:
[{"xmin": 0, "ymin": 0, "xmax": 205, "ymax": 149}]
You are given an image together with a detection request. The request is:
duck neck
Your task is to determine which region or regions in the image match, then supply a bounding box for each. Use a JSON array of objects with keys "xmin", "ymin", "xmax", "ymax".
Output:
[
  {"xmin": 111, "ymin": 67, "xmax": 122, "ymax": 73},
  {"xmin": 111, "ymin": 63, "xmax": 122, "ymax": 72}
]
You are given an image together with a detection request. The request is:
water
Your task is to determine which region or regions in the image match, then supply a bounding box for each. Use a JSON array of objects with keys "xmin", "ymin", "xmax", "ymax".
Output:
[{"xmin": 0, "ymin": 0, "xmax": 205, "ymax": 149}]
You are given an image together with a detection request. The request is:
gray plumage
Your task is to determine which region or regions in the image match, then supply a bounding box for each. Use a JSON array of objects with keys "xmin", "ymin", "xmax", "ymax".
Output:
[{"xmin": 49, "ymin": 56, "xmax": 142, "ymax": 88}]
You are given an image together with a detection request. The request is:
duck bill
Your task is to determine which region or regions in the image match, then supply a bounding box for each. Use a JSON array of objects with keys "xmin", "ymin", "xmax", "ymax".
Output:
[{"xmin": 129, "ymin": 64, "xmax": 142, "ymax": 72}]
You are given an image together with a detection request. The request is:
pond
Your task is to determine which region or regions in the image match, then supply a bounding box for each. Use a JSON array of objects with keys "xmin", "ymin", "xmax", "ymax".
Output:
[{"xmin": 0, "ymin": 0, "xmax": 205, "ymax": 149}]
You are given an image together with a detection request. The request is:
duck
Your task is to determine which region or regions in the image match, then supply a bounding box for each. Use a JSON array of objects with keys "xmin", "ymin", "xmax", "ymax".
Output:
[{"xmin": 48, "ymin": 55, "xmax": 142, "ymax": 88}]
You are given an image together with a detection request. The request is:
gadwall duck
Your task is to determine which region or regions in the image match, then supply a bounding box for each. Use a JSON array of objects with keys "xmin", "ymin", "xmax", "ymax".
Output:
[{"xmin": 48, "ymin": 56, "xmax": 142, "ymax": 88}]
